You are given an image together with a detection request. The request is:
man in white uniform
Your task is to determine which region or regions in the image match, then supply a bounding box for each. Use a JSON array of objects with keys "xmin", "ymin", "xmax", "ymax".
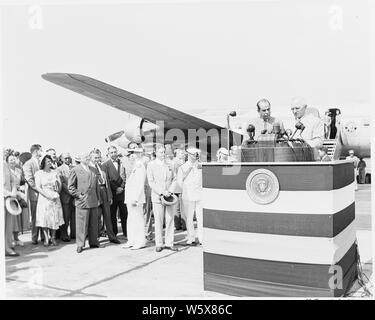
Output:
[
  {"xmin": 177, "ymin": 147, "xmax": 203, "ymax": 246},
  {"xmin": 123, "ymin": 148, "xmax": 147, "ymax": 250},
  {"xmin": 170, "ymin": 148, "xmax": 186, "ymax": 231},
  {"xmin": 146, "ymin": 145, "xmax": 178, "ymax": 252}
]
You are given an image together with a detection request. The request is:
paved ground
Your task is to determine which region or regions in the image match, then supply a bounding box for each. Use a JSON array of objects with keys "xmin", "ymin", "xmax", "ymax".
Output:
[{"xmin": 5, "ymin": 184, "xmax": 372, "ymax": 298}]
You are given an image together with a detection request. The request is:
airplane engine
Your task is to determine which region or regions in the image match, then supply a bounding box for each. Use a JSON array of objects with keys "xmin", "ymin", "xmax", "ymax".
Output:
[
  {"xmin": 105, "ymin": 119, "xmax": 158, "ymax": 149},
  {"xmin": 124, "ymin": 121, "xmax": 144, "ymax": 144},
  {"xmin": 104, "ymin": 130, "xmax": 130, "ymax": 149}
]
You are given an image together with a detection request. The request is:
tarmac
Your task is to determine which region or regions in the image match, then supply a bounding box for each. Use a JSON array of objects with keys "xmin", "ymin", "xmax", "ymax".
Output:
[{"xmin": 5, "ymin": 184, "xmax": 372, "ymax": 299}]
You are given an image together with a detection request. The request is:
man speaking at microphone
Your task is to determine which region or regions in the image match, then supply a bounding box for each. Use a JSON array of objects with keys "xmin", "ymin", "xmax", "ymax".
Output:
[
  {"xmin": 290, "ymin": 97, "xmax": 324, "ymax": 149},
  {"xmin": 244, "ymin": 99, "xmax": 285, "ymax": 140}
]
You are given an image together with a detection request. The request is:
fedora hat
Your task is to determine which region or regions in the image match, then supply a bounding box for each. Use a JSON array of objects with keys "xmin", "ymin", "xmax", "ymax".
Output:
[
  {"xmin": 5, "ymin": 197, "xmax": 22, "ymax": 216},
  {"xmin": 160, "ymin": 194, "xmax": 178, "ymax": 206}
]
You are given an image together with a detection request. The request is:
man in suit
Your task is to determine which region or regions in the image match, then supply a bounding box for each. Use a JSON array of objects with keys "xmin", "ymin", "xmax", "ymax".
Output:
[
  {"xmin": 243, "ymin": 99, "xmax": 285, "ymax": 139},
  {"xmin": 147, "ymin": 145, "xmax": 178, "ymax": 252},
  {"xmin": 56, "ymin": 152, "xmax": 76, "ymax": 241},
  {"xmin": 23, "ymin": 144, "xmax": 44, "ymax": 244},
  {"xmin": 68, "ymin": 152, "xmax": 101, "ymax": 253},
  {"xmin": 290, "ymin": 97, "xmax": 324, "ymax": 149},
  {"xmin": 102, "ymin": 145, "xmax": 128, "ymax": 238},
  {"xmin": 90, "ymin": 149, "xmax": 120, "ymax": 244}
]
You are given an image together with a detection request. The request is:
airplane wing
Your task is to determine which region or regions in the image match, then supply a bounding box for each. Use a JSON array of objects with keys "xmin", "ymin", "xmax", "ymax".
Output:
[{"xmin": 42, "ymin": 73, "xmax": 224, "ymax": 131}]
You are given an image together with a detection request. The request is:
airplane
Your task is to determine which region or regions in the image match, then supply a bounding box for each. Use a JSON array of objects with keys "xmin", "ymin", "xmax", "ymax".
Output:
[{"xmin": 41, "ymin": 73, "xmax": 371, "ymax": 168}]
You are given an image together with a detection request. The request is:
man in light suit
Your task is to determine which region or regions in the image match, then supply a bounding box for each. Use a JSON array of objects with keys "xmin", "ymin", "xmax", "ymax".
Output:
[
  {"xmin": 68, "ymin": 153, "xmax": 101, "ymax": 253},
  {"xmin": 147, "ymin": 145, "xmax": 178, "ymax": 252},
  {"xmin": 177, "ymin": 148, "xmax": 203, "ymax": 246},
  {"xmin": 290, "ymin": 97, "xmax": 324, "ymax": 149},
  {"xmin": 56, "ymin": 152, "xmax": 75, "ymax": 241},
  {"xmin": 23, "ymin": 144, "xmax": 44, "ymax": 244},
  {"xmin": 90, "ymin": 149, "xmax": 120, "ymax": 244},
  {"xmin": 102, "ymin": 145, "xmax": 128, "ymax": 238}
]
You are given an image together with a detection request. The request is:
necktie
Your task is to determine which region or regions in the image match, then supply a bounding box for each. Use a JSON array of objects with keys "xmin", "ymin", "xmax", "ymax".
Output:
[
  {"xmin": 117, "ymin": 159, "xmax": 120, "ymax": 175},
  {"xmin": 97, "ymin": 164, "xmax": 104, "ymax": 184}
]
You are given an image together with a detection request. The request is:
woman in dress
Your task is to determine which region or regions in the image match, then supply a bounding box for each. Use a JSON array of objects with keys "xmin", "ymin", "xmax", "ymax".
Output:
[
  {"xmin": 123, "ymin": 148, "xmax": 147, "ymax": 250},
  {"xmin": 34, "ymin": 155, "xmax": 64, "ymax": 246},
  {"xmin": 6, "ymin": 153, "xmax": 30, "ymax": 247},
  {"xmin": 3, "ymin": 158, "xmax": 19, "ymax": 257}
]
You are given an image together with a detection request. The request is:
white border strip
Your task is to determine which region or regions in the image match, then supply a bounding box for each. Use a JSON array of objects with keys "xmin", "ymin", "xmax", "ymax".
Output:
[
  {"xmin": 202, "ymin": 183, "xmax": 355, "ymax": 215},
  {"xmin": 203, "ymin": 222, "xmax": 356, "ymax": 265}
]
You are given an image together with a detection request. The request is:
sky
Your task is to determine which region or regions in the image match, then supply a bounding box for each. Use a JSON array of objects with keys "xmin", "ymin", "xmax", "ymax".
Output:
[{"xmin": 1, "ymin": 0, "xmax": 374, "ymax": 155}]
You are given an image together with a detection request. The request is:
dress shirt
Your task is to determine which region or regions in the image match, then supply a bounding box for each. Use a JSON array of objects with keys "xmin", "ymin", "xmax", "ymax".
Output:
[{"xmin": 244, "ymin": 116, "xmax": 284, "ymax": 140}]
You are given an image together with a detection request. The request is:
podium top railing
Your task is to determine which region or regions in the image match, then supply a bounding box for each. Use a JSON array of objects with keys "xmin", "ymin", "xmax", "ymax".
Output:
[{"xmin": 202, "ymin": 159, "xmax": 354, "ymax": 166}]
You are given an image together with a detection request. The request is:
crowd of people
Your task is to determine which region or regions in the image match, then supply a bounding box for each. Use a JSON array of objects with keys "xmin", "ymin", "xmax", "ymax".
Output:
[
  {"xmin": 4, "ymin": 98, "xmax": 368, "ymax": 257},
  {"xmin": 3, "ymin": 143, "xmax": 207, "ymax": 257}
]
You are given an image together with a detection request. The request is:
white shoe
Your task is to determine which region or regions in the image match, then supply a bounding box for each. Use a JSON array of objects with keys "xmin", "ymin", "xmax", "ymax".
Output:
[
  {"xmin": 122, "ymin": 243, "xmax": 133, "ymax": 249},
  {"xmin": 130, "ymin": 246, "xmax": 145, "ymax": 250},
  {"xmin": 16, "ymin": 240, "xmax": 24, "ymax": 247}
]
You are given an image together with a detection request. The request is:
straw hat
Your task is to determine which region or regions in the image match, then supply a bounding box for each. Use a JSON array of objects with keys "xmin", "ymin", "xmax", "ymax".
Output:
[{"xmin": 5, "ymin": 197, "xmax": 22, "ymax": 216}]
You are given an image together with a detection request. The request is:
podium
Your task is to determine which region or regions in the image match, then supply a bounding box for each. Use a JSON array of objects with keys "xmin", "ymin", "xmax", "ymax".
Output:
[{"xmin": 202, "ymin": 161, "xmax": 358, "ymax": 297}]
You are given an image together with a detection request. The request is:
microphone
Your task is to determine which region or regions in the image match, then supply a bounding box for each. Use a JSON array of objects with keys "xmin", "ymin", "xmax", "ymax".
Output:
[
  {"xmin": 291, "ymin": 121, "xmax": 303, "ymax": 140},
  {"xmin": 272, "ymin": 123, "xmax": 281, "ymax": 135},
  {"xmin": 297, "ymin": 123, "xmax": 305, "ymax": 140},
  {"xmin": 246, "ymin": 124, "xmax": 255, "ymax": 140}
]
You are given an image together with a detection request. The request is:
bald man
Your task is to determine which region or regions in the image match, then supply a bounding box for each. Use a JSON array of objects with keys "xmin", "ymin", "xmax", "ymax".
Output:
[
  {"xmin": 290, "ymin": 97, "xmax": 324, "ymax": 149},
  {"xmin": 68, "ymin": 153, "xmax": 101, "ymax": 253}
]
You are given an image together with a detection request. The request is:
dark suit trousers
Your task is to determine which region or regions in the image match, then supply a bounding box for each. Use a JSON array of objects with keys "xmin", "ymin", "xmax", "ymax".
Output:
[
  {"xmin": 98, "ymin": 186, "xmax": 117, "ymax": 240},
  {"xmin": 75, "ymin": 207, "xmax": 99, "ymax": 248},
  {"xmin": 110, "ymin": 192, "xmax": 128, "ymax": 237},
  {"xmin": 61, "ymin": 202, "xmax": 76, "ymax": 239}
]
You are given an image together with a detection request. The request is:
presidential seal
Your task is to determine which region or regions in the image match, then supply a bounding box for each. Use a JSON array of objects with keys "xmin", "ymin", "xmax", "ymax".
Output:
[{"xmin": 246, "ymin": 169, "xmax": 280, "ymax": 204}]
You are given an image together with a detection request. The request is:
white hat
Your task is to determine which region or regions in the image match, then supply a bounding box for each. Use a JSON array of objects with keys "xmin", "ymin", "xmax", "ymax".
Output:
[
  {"xmin": 186, "ymin": 147, "xmax": 201, "ymax": 156},
  {"xmin": 160, "ymin": 194, "xmax": 178, "ymax": 206},
  {"xmin": 5, "ymin": 197, "xmax": 22, "ymax": 216},
  {"xmin": 217, "ymin": 147, "xmax": 229, "ymax": 156}
]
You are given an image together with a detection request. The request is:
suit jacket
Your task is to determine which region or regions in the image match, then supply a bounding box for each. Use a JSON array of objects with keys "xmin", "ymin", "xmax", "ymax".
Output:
[
  {"xmin": 146, "ymin": 159, "xmax": 177, "ymax": 204},
  {"xmin": 125, "ymin": 161, "xmax": 146, "ymax": 205},
  {"xmin": 68, "ymin": 164, "xmax": 100, "ymax": 209},
  {"xmin": 177, "ymin": 161, "xmax": 203, "ymax": 202},
  {"xmin": 56, "ymin": 163, "xmax": 74, "ymax": 204},
  {"xmin": 23, "ymin": 157, "xmax": 40, "ymax": 202},
  {"xmin": 91, "ymin": 163, "xmax": 112, "ymax": 204},
  {"xmin": 168, "ymin": 158, "xmax": 184, "ymax": 194},
  {"xmin": 102, "ymin": 158, "xmax": 126, "ymax": 199},
  {"xmin": 298, "ymin": 113, "xmax": 324, "ymax": 148}
]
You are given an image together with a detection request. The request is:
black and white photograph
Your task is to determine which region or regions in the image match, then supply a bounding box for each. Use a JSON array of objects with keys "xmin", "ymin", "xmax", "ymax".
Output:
[{"xmin": 1, "ymin": 0, "xmax": 374, "ymax": 301}]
